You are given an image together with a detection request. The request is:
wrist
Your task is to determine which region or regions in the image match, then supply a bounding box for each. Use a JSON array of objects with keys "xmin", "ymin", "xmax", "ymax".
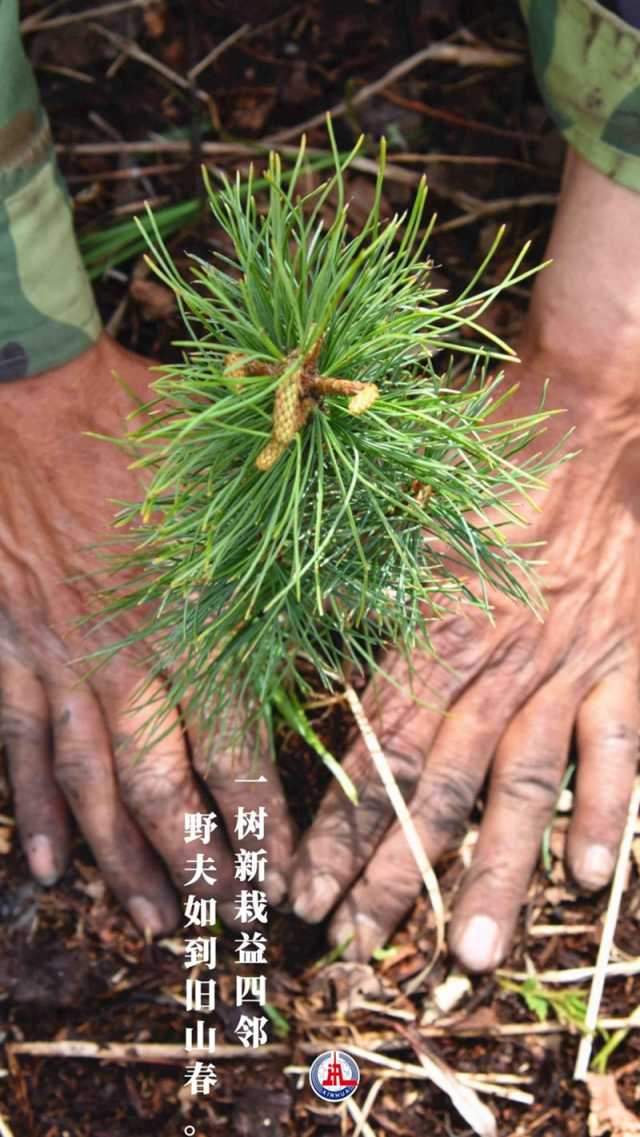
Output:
[
  {"xmin": 523, "ymin": 149, "xmax": 640, "ymax": 414},
  {"xmin": 0, "ymin": 335, "xmax": 147, "ymax": 446}
]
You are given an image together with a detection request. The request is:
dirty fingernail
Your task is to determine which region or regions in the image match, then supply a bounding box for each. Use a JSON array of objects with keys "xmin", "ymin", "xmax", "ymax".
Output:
[
  {"xmin": 128, "ymin": 896, "xmax": 166, "ymax": 937},
  {"xmin": 455, "ymin": 914, "xmax": 502, "ymax": 972},
  {"xmin": 26, "ymin": 834, "xmax": 59, "ymax": 886},
  {"xmin": 576, "ymin": 844, "xmax": 615, "ymax": 889},
  {"xmin": 292, "ymin": 873, "xmax": 339, "ymax": 922}
]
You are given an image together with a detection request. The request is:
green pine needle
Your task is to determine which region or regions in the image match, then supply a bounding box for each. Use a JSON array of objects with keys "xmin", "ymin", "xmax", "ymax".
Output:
[{"xmin": 87, "ymin": 122, "xmax": 569, "ymax": 758}]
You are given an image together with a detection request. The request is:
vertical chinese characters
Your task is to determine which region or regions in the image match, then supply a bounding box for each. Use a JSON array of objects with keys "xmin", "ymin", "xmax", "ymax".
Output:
[
  {"xmin": 182, "ymin": 804, "xmax": 273, "ymax": 1098},
  {"xmin": 233, "ymin": 807, "xmax": 270, "ymax": 1050},
  {"xmin": 183, "ymin": 811, "xmax": 219, "ymax": 1096}
]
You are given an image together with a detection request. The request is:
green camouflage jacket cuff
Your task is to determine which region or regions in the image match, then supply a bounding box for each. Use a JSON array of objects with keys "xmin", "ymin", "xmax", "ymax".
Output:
[
  {"xmin": 520, "ymin": 0, "xmax": 640, "ymax": 193},
  {"xmin": 0, "ymin": 0, "xmax": 101, "ymax": 381}
]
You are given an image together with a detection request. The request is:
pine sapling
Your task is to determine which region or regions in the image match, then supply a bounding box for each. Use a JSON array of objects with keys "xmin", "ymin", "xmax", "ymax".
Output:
[{"xmin": 90, "ymin": 126, "xmax": 567, "ymax": 774}]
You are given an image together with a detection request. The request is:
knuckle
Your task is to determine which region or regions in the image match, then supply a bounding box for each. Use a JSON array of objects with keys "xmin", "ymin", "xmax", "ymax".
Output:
[
  {"xmin": 421, "ymin": 769, "xmax": 477, "ymax": 844},
  {"xmin": 494, "ymin": 755, "xmax": 560, "ymax": 815},
  {"xmin": 485, "ymin": 633, "xmax": 535, "ymax": 679},
  {"xmin": 196, "ymin": 733, "xmax": 254, "ymax": 784},
  {"xmin": 54, "ymin": 752, "xmax": 98, "ymax": 798},
  {"xmin": 330, "ymin": 731, "xmax": 422, "ymax": 806},
  {"xmin": 117, "ymin": 753, "xmax": 189, "ymax": 816},
  {"xmin": 380, "ymin": 743, "xmax": 423, "ymax": 796},
  {"xmin": 432, "ymin": 616, "xmax": 482, "ymax": 673},
  {"xmin": 0, "ymin": 704, "xmax": 45, "ymax": 747}
]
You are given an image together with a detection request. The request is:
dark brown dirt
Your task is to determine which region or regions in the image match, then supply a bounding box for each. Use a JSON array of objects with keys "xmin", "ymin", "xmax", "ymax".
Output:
[{"xmin": 1, "ymin": 2, "xmax": 639, "ymax": 1135}]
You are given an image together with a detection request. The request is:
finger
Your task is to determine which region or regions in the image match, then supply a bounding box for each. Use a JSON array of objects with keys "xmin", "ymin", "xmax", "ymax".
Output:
[
  {"xmin": 290, "ymin": 623, "xmax": 528, "ymax": 924},
  {"xmin": 0, "ymin": 658, "xmax": 71, "ymax": 884},
  {"xmin": 193, "ymin": 705, "xmax": 296, "ymax": 906},
  {"xmin": 48, "ymin": 680, "xmax": 180, "ymax": 935},
  {"xmin": 288, "ymin": 650, "xmax": 459, "ymax": 922},
  {"xmin": 99, "ymin": 674, "xmax": 238, "ymax": 902},
  {"xmin": 449, "ymin": 687, "xmax": 575, "ymax": 972},
  {"xmin": 567, "ymin": 665, "xmax": 639, "ymax": 890},
  {"xmin": 324, "ymin": 664, "xmax": 528, "ymax": 960}
]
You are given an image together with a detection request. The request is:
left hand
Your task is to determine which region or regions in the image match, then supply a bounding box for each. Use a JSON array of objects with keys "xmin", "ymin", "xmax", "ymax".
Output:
[{"xmin": 288, "ymin": 345, "xmax": 640, "ymax": 971}]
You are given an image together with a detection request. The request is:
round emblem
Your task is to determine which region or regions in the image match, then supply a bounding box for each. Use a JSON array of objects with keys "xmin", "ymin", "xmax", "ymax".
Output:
[{"xmin": 308, "ymin": 1049, "xmax": 360, "ymax": 1102}]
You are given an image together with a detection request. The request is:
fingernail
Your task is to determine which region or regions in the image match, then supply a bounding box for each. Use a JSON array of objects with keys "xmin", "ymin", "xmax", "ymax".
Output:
[
  {"xmin": 331, "ymin": 912, "xmax": 382, "ymax": 961},
  {"xmin": 576, "ymin": 844, "xmax": 615, "ymax": 889},
  {"xmin": 292, "ymin": 873, "xmax": 339, "ymax": 922},
  {"xmin": 26, "ymin": 834, "xmax": 59, "ymax": 886},
  {"xmin": 455, "ymin": 914, "xmax": 503, "ymax": 972},
  {"xmin": 128, "ymin": 896, "xmax": 166, "ymax": 937},
  {"xmin": 265, "ymin": 870, "xmax": 287, "ymax": 906}
]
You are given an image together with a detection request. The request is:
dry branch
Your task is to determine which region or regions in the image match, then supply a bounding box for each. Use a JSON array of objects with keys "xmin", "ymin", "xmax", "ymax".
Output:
[
  {"xmin": 188, "ymin": 23, "xmax": 251, "ymax": 80},
  {"xmin": 6, "ymin": 1040, "xmax": 288, "ymax": 1065},
  {"xmin": 574, "ymin": 777, "xmax": 640, "ymax": 1080},
  {"xmin": 20, "ymin": 0, "xmax": 153, "ymax": 32},
  {"xmin": 345, "ymin": 683, "xmax": 445, "ymax": 965},
  {"xmin": 500, "ymin": 959, "xmax": 640, "ymax": 985},
  {"xmin": 263, "ymin": 41, "xmax": 523, "ymax": 146}
]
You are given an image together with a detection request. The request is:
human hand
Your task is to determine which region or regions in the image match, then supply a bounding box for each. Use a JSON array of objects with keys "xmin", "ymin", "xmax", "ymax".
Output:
[
  {"xmin": 289, "ymin": 146, "xmax": 640, "ymax": 969},
  {"xmin": 0, "ymin": 333, "xmax": 294, "ymax": 933},
  {"xmin": 288, "ymin": 340, "xmax": 640, "ymax": 969}
]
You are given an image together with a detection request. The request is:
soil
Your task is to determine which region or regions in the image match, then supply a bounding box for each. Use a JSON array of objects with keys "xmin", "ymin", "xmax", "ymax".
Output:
[{"xmin": 2, "ymin": 2, "xmax": 639, "ymax": 1135}]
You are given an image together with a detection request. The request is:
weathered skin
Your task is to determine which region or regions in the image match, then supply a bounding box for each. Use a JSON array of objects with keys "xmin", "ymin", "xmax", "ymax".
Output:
[
  {"xmin": 0, "ymin": 336, "xmax": 296, "ymax": 932},
  {"xmin": 2, "ymin": 0, "xmax": 640, "ymax": 380},
  {"xmin": 290, "ymin": 152, "xmax": 640, "ymax": 969},
  {"xmin": 1, "ymin": 2, "xmax": 640, "ymax": 959}
]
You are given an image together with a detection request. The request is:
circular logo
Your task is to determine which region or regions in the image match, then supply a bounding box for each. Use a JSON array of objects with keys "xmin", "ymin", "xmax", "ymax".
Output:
[{"xmin": 309, "ymin": 1050, "xmax": 360, "ymax": 1102}]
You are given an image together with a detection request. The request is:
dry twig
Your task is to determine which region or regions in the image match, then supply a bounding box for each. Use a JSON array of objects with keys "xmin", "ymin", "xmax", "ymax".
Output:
[
  {"xmin": 435, "ymin": 193, "xmax": 558, "ymax": 232},
  {"xmin": 6, "ymin": 1040, "xmax": 288, "ymax": 1065},
  {"xmin": 55, "ymin": 138, "xmax": 420, "ymax": 187},
  {"xmin": 574, "ymin": 777, "xmax": 640, "ymax": 1080},
  {"xmin": 350, "ymin": 1077, "xmax": 386, "ymax": 1137},
  {"xmin": 344, "ymin": 683, "xmax": 445, "ymax": 966},
  {"xmin": 345, "ymin": 1097, "xmax": 378, "ymax": 1137},
  {"xmin": 458, "ymin": 1078, "xmax": 534, "ymax": 1107},
  {"xmin": 307, "ymin": 1041, "xmax": 497, "ymax": 1137},
  {"xmin": 264, "ymin": 40, "xmax": 523, "ymax": 145},
  {"xmin": 91, "ymin": 23, "xmax": 210, "ymax": 106},
  {"xmin": 188, "ymin": 23, "xmax": 251, "ymax": 80},
  {"xmin": 528, "ymin": 923, "xmax": 596, "ymax": 937},
  {"xmin": 500, "ymin": 959, "xmax": 640, "ymax": 985},
  {"xmin": 20, "ymin": 0, "xmax": 153, "ymax": 32}
]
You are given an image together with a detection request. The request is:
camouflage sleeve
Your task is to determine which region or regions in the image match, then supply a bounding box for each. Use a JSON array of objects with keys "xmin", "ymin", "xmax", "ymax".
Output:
[
  {"xmin": 0, "ymin": 0, "xmax": 101, "ymax": 381},
  {"xmin": 519, "ymin": 0, "xmax": 640, "ymax": 193}
]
